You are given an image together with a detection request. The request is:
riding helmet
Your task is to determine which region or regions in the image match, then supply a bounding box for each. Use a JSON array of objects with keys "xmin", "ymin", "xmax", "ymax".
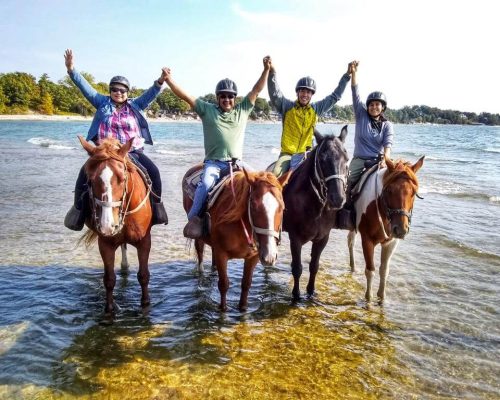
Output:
[
  {"xmin": 109, "ymin": 76, "xmax": 130, "ymax": 91},
  {"xmin": 295, "ymin": 76, "xmax": 316, "ymax": 94},
  {"xmin": 215, "ymin": 78, "xmax": 238, "ymax": 96},
  {"xmin": 366, "ymin": 91, "xmax": 387, "ymax": 110}
]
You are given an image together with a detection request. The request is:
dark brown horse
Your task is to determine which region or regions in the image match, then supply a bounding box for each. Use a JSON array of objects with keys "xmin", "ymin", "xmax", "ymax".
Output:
[
  {"xmin": 78, "ymin": 136, "xmax": 153, "ymax": 313},
  {"xmin": 347, "ymin": 155, "xmax": 424, "ymax": 302},
  {"xmin": 283, "ymin": 126, "xmax": 349, "ymax": 301},
  {"xmin": 182, "ymin": 168, "xmax": 287, "ymax": 311}
]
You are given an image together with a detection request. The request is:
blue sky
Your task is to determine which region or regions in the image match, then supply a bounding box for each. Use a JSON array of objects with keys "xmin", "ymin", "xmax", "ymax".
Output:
[{"xmin": 1, "ymin": 0, "xmax": 498, "ymax": 113}]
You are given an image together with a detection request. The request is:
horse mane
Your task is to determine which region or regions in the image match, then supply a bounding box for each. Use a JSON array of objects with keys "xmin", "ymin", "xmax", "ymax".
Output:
[
  {"xmin": 84, "ymin": 138, "xmax": 137, "ymax": 175},
  {"xmin": 383, "ymin": 159, "xmax": 419, "ymax": 189},
  {"xmin": 214, "ymin": 171, "xmax": 283, "ymax": 226}
]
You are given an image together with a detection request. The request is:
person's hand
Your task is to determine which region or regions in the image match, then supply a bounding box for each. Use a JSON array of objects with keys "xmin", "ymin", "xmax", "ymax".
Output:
[
  {"xmin": 158, "ymin": 67, "xmax": 170, "ymax": 84},
  {"xmin": 64, "ymin": 49, "xmax": 74, "ymax": 72},
  {"xmin": 348, "ymin": 60, "xmax": 359, "ymax": 75},
  {"xmin": 263, "ymin": 55, "xmax": 273, "ymax": 72}
]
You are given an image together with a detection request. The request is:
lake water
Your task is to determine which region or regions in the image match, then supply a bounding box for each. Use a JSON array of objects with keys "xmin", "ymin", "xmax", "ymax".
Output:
[{"xmin": 0, "ymin": 120, "xmax": 499, "ymax": 399}]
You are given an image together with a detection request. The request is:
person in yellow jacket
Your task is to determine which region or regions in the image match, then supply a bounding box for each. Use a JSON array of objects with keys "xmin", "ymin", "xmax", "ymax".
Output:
[{"xmin": 267, "ymin": 57, "xmax": 353, "ymax": 176}]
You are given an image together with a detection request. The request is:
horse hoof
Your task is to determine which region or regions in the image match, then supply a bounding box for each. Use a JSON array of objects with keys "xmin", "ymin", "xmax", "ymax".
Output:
[
  {"xmin": 238, "ymin": 303, "xmax": 248, "ymax": 312},
  {"xmin": 141, "ymin": 298, "xmax": 151, "ymax": 308}
]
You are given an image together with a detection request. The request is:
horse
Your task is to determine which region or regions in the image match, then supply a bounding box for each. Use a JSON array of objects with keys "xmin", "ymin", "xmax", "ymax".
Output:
[
  {"xmin": 347, "ymin": 155, "xmax": 425, "ymax": 303},
  {"xmin": 282, "ymin": 126, "xmax": 349, "ymax": 301},
  {"xmin": 77, "ymin": 136, "xmax": 153, "ymax": 313},
  {"xmin": 182, "ymin": 167, "xmax": 287, "ymax": 311}
]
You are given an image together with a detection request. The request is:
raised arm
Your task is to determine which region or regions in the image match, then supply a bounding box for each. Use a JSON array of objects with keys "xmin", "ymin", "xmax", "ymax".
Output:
[
  {"xmin": 247, "ymin": 56, "xmax": 272, "ymax": 105},
  {"xmin": 64, "ymin": 49, "xmax": 74, "ymax": 73},
  {"xmin": 349, "ymin": 60, "xmax": 358, "ymax": 87},
  {"xmin": 164, "ymin": 68, "xmax": 196, "ymax": 109}
]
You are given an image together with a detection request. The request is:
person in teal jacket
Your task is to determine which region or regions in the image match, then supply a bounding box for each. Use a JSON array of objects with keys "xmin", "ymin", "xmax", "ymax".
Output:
[
  {"xmin": 63, "ymin": 49, "xmax": 168, "ymax": 231},
  {"xmin": 267, "ymin": 56, "xmax": 353, "ymax": 177}
]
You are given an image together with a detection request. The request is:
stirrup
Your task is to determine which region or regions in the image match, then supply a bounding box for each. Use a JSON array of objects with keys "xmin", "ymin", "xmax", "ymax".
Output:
[
  {"xmin": 64, "ymin": 205, "xmax": 85, "ymax": 231},
  {"xmin": 152, "ymin": 201, "xmax": 168, "ymax": 225},
  {"xmin": 336, "ymin": 208, "xmax": 355, "ymax": 231}
]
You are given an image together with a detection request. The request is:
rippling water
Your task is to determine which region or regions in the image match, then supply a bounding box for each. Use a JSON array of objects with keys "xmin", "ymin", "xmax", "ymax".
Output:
[{"xmin": 0, "ymin": 121, "xmax": 499, "ymax": 399}]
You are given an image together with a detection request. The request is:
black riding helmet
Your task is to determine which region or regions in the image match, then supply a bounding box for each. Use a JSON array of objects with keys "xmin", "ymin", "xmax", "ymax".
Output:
[
  {"xmin": 109, "ymin": 76, "xmax": 130, "ymax": 91},
  {"xmin": 215, "ymin": 78, "xmax": 238, "ymax": 95},
  {"xmin": 295, "ymin": 76, "xmax": 316, "ymax": 94},
  {"xmin": 366, "ymin": 91, "xmax": 387, "ymax": 111}
]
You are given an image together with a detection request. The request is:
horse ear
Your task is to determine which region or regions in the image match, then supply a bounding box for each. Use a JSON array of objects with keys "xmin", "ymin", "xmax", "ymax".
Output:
[
  {"xmin": 119, "ymin": 138, "xmax": 134, "ymax": 157},
  {"xmin": 242, "ymin": 168, "xmax": 255, "ymax": 185},
  {"xmin": 78, "ymin": 135, "xmax": 95, "ymax": 155},
  {"xmin": 313, "ymin": 129, "xmax": 323, "ymax": 144},
  {"xmin": 278, "ymin": 170, "xmax": 292, "ymax": 187},
  {"xmin": 339, "ymin": 125, "xmax": 348, "ymax": 143},
  {"xmin": 412, "ymin": 156, "xmax": 425, "ymax": 173}
]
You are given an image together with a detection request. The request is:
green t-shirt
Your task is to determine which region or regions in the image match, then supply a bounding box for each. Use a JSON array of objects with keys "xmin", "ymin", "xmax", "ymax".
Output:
[{"xmin": 194, "ymin": 96, "xmax": 254, "ymax": 161}]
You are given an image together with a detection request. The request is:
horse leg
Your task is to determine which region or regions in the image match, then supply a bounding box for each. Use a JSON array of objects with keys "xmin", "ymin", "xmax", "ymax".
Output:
[
  {"xmin": 347, "ymin": 230, "xmax": 357, "ymax": 273},
  {"xmin": 98, "ymin": 239, "xmax": 119, "ymax": 313},
  {"xmin": 378, "ymin": 239, "xmax": 399, "ymax": 302},
  {"xmin": 136, "ymin": 234, "xmax": 152, "ymax": 308},
  {"xmin": 214, "ymin": 251, "xmax": 229, "ymax": 311},
  {"xmin": 289, "ymin": 235, "xmax": 303, "ymax": 302},
  {"xmin": 361, "ymin": 238, "xmax": 376, "ymax": 302},
  {"xmin": 194, "ymin": 239, "xmax": 205, "ymax": 273},
  {"xmin": 239, "ymin": 256, "xmax": 259, "ymax": 311},
  {"xmin": 120, "ymin": 243, "xmax": 130, "ymax": 272},
  {"xmin": 306, "ymin": 235, "xmax": 330, "ymax": 297}
]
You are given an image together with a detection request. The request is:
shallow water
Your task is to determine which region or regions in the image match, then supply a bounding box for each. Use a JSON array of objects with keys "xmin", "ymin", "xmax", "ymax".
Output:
[{"xmin": 0, "ymin": 121, "xmax": 499, "ymax": 399}]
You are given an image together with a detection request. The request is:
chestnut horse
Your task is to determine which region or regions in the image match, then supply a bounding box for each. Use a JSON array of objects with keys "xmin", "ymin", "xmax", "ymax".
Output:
[
  {"xmin": 78, "ymin": 136, "xmax": 153, "ymax": 313},
  {"xmin": 283, "ymin": 126, "xmax": 349, "ymax": 301},
  {"xmin": 347, "ymin": 155, "xmax": 425, "ymax": 302},
  {"xmin": 182, "ymin": 168, "xmax": 286, "ymax": 311}
]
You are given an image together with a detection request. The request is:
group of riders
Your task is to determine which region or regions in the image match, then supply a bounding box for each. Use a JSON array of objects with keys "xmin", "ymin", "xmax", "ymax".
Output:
[{"xmin": 63, "ymin": 50, "xmax": 393, "ymax": 238}]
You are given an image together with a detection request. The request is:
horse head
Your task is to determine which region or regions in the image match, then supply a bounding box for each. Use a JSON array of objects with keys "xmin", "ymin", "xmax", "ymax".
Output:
[
  {"xmin": 312, "ymin": 125, "xmax": 349, "ymax": 209},
  {"xmin": 243, "ymin": 169, "xmax": 286, "ymax": 266},
  {"xmin": 79, "ymin": 136, "xmax": 134, "ymax": 237},
  {"xmin": 382, "ymin": 155, "xmax": 425, "ymax": 239}
]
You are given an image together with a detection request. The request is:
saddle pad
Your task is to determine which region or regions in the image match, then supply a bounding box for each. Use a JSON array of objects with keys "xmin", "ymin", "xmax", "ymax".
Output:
[
  {"xmin": 352, "ymin": 164, "xmax": 379, "ymax": 197},
  {"xmin": 183, "ymin": 169, "xmax": 232, "ymax": 210}
]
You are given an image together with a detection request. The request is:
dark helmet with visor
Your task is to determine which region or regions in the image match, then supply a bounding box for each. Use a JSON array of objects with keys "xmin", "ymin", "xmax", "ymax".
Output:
[
  {"xmin": 215, "ymin": 78, "xmax": 238, "ymax": 96},
  {"xmin": 109, "ymin": 76, "xmax": 130, "ymax": 91},
  {"xmin": 366, "ymin": 91, "xmax": 387, "ymax": 110},
  {"xmin": 295, "ymin": 76, "xmax": 316, "ymax": 94}
]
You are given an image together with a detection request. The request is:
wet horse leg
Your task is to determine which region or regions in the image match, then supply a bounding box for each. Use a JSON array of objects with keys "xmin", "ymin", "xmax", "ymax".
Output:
[
  {"xmin": 214, "ymin": 250, "xmax": 229, "ymax": 311},
  {"xmin": 289, "ymin": 234, "xmax": 304, "ymax": 301},
  {"xmin": 136, "ymin": 233, "xmax": 152, "ymax": 308},
  {"xmin": 378, "ymin": 239, "xmax": 399, "ymax": 302},
  {"xmin": 347, "ymin": 230, "xmax": 357, "ymax": 273},
  {"xmin": 194, "ymin": 239, "xmax": 205, "ymax": 273},
  {"xmin": 120, "ymin": 244, "xmax": 130, "ymax": 272},
  {"xmin": 306, "ymin": 234, "xmax": 330, "ymax": 297},
  {"xmin": 98, "ymin": 238, "xmax": 119, "ymax": 313},
  {"xmin": 361, "ymin": 237, "xmax": 376, "ymax": 302},
  {"xmin": 239, "ymin": 255, "xmax": 259, "ymax": 311}
]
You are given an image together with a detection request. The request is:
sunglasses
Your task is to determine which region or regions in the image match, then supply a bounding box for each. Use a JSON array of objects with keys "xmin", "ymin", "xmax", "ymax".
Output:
[
  {"xmin": 110, "ymin": 87, "xmax": 128, "ymax": 94},
  {"xmin": 219, "ymin": 94, "xmax": 235, "ymax": 100}
]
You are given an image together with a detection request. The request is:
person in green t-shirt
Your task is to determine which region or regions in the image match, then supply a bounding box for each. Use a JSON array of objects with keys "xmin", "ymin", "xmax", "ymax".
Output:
[{"xmin": 165, "ymin": 56, "xmax": 272, "ymax": 238}]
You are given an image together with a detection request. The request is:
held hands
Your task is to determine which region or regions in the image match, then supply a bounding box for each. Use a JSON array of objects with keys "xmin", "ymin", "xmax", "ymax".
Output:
[
  {"xmin": 64, "ymin": 49, "xmax": 74, "ymax": 72},
  {"xmin": 158, "ymin": 67, "xmax": 170, "ymax": 85},
  {"xmin": 263, "ymin": 55, "xmax": 273, "ymax": 72},
  {"xmin": 348, "ymin": 60, "xmax": 359, "ymax": 75}
]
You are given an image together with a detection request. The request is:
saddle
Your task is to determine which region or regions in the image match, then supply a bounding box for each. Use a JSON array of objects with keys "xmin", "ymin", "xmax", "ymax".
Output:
[
  {"xmin": 127, "ymin": 154, "xmax": 154, "ymax": 194},
  {"xmin": 351, "ymin": 163, "xmax": 380, "ymax": 201}
]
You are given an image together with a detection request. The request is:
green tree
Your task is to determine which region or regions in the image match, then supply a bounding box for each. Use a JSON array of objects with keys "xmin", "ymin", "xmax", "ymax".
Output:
[{"xmin": 0, "ymin": 72, "xmax": 39, "ymax": 112}]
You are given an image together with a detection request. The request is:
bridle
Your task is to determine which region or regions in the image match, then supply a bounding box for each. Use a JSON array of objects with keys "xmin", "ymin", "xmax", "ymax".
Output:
[
  {"xmin": 374, "ymin": 167, "xmax": 418, "ymax": 240},
  {"xmin": 88, "ymin": 155, "xmax": 150, "ymax": 236},
  {"xmin": 309, "ymin": 139, "xmax": 348, "ymax": 210}
]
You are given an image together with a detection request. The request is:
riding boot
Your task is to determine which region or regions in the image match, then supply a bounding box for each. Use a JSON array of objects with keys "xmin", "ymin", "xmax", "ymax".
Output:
[
  {"xmin": 336, "ymin": 183, "xmax": 355, "ymax": 230},
  {"xmin": 151, "ymin": 198, "xmax": 168, "ymax": 225},
  {"xmin": 64, "ymin": 186, "xmax": 88, "ymax": 231},
  {"xmin": 183, "ymin": 215, "xmax": 203, "ymax": 239}
]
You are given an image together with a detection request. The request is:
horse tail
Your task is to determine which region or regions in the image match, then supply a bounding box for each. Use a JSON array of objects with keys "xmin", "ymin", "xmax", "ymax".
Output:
[{"xmin": 77, "ymin": 229, "xmax": 98, "ymax": 248}]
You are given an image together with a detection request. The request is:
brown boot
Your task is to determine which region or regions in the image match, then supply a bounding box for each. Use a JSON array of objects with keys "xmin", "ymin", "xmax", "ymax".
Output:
[{"xmin": 183, "ymin": 216, "xmax": 203, "ymax": 239}]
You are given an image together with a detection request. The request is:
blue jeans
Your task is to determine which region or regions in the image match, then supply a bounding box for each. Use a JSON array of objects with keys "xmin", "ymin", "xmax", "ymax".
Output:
[{"xmin": 188, "ymin": 159, "xmax": 253, "ymax": 219}]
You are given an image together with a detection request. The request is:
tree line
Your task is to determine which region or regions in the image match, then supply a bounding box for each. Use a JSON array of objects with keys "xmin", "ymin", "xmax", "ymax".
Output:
[{"xmin": 0, "ymin": 71, "xmax": 498, "ymax": 126}]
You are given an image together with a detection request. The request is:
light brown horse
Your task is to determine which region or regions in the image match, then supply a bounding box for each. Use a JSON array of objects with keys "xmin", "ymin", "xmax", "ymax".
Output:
[
  {"xmin": 347, "ymin": 155, "xmax": 425, "ymax": 302},
  {"xmin": 182, "ymin": 167, "xmax": 287, "ymax": 311},
  {"xmin": 78, "ymin": 136, "xmax": 153, "ymax": 313}
]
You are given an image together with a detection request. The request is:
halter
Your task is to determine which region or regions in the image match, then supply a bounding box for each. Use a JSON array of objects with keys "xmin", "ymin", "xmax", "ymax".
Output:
[
  {"xmin": 309, "ymin": 139, "xmax": 347, "ymax": 211},
  {"xmin": 374, "ymin": 166, "xmax": 415, "ymax": 240},
  {"xmin": 89, "ymin": 155, "xmax": 151, "ymax": 236}
]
